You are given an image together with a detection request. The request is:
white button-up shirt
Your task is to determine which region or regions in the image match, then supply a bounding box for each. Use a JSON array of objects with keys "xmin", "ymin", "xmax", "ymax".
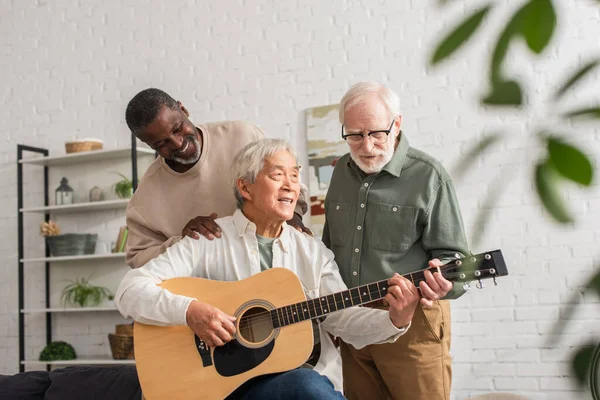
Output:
[{"xmin": 115, "ymin": 209, "xmax": 407, "ymax": 391}]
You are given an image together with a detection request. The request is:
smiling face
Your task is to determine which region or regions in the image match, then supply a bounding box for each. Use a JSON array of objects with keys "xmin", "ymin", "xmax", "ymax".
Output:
[
  {"xmin": 238, "ymin": 150, "xmax": 300, "ymax": 226},
  {"xmin": 137, "ymin": 102, "xmax": 201, "ymax": 167},
  {"xmin": 343, "ymin": 94, "xmax": 401, "ymax": 175}
]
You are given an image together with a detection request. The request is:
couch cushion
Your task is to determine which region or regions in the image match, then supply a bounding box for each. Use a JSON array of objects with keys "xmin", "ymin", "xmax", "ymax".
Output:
[
  {"xmin": 46, "ymin": 366, "xmax": 142, "ymax": 400},
  {"xmin": 0, "ymin": 370, "xmax": 51, "ymax": 400}
]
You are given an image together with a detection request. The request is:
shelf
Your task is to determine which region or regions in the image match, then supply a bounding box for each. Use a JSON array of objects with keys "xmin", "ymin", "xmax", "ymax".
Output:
[
  {"xmin": 22, "ymin": 358, "xmax": 135, "ymax": 366},
  {"xmin": 21, "ymin": 306, "xmax": 119, "ymax": 314},
  {"xmin": 19, "ymin": 147, "xmax": 155, "ymax": 166},
  {"xmin": 20, "ymin": 199, "xmax": 129, "ymax": 214},
  {"xmin": 21, "ymin": 252, "xmax": 126, "ymax": 263}
]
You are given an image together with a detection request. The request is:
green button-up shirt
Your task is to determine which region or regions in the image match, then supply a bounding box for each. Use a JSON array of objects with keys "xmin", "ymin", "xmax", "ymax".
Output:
[{"xmin": 322, "ymin": 133, "xmax": 470, "ymax": 299}]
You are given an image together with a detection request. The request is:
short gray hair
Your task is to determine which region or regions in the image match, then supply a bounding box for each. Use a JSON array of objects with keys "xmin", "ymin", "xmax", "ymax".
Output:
[
  {"xmin": 338, "ymin": 81, "xmax": 401, "ymax": 123},
  {"xmin": 231, "ymin": 138, "xmax": 297, "ymax": 209}
]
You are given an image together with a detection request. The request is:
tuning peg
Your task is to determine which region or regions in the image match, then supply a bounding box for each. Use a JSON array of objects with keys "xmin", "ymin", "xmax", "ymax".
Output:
[
  {"xmin": 455, "ymin": 253, "xmax": 461, "ymax": 259},
  {"xmin": 462, "ymin": 282, "xmax": 471, "ymax": 291},
  {"xmin": 476, "ymin": 279, "xmax": 485, "ymax": 289},
  {"xmin": 493, "ymin": 276, "xmax": 498, "ymax": 286}
]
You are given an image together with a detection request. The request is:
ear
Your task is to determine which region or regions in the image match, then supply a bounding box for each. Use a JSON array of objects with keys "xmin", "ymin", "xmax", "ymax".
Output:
[
  {"xmin": 178, "ymin": 101, "xmax": 190, "ymax": 117},
  {"xmin": 395, "ymin": 115, "xmax": 402, "ymax": 130},
  {"xmin": 236, "ymin": 178, "xmax": 252, "ymax": 202}
]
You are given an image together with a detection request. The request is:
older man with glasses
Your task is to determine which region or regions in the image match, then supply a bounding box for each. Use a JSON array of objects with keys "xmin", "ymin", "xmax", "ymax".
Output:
[{"xmin": 322, "ymin": 81, "xmax": 471, "ymax": 400}]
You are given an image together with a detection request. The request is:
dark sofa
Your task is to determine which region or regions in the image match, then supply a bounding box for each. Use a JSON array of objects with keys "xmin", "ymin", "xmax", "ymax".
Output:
[{"xmin": 0, "ymin": 366, "xmax": 142, "ymax": 400}]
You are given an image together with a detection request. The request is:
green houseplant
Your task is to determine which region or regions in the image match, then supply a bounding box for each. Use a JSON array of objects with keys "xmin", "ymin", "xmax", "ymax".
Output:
[
  {"xmin": 39, "ymin": 341, "xmax": 76, "ymax": 361},
  {"xmin": 60, "ymin": 276, "xmax": 113, "ymax": 307},
  {"xmin": 113, "ymin": 173, "xmax": 133, "ymax": 199}
]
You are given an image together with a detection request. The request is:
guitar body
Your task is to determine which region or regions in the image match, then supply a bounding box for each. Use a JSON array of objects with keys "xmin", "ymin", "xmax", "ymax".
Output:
[{"xmin": 134, "ymin": 268, "xmax": 314, "ymax": 400}]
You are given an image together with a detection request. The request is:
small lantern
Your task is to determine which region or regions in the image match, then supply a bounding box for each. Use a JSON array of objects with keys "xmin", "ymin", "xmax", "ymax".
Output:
[{"xmin": 55, "ymin": 177, "xmax": 74, "ymax": 205}]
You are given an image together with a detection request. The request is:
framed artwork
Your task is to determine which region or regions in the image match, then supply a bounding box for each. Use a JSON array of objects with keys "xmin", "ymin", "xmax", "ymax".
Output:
[{"xmin": 305, "ymin": 104, "xmax": 348, "ymax": 238}]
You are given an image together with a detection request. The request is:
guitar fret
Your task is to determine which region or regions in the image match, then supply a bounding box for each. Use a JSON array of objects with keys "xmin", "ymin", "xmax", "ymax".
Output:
[
  {"xmin": 349, "ymin": 288, "xmax": 360, "ymax": 305},
  {"xmin": 333, "ymin": 292, "xmax": 342, "ymax": 311},
  {"xmin": 368, "ymin": 283, "xmax": 379, "ymax": 300},
  {"xmin": 271, "ymin": 310, "xmax": 280, "ymax": 329},
  {"xmin": 326, "ymin": 295, "xmax": 336, "ymax": 313},
  {"xmin": 277, "ymin": 307, "xmax": 284, "ymax": 327},
  {"xmin": 315, "ymin": 297, "xmax": 324, "ymax": 316},
  {"xmin": 359, "ymin": 284, "xmax": 372, "ymax": 302},
  {"xmin": 300, "ymin": 301, "xmax": 309, "ymax": 322},
  {"xmin": 293, "ymin": 303, "xmax": 300, "ymax": 323},
  {"xmin": 342, "ymin": 290, "xmax": 352, "ymax": 308},
  {"xmin": 285, "ymin": 306, "xmax": 291, "ymax": 326}
]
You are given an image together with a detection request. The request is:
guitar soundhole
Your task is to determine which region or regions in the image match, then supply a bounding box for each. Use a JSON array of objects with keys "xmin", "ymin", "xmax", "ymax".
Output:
[{"xmin": 238, "ymin": 306, "xmax": 274, "ymax": 345}]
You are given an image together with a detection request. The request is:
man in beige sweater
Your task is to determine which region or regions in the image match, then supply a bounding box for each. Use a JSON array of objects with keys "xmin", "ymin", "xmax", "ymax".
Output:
[{"xmin": 124, "ymin": 88, "xmax": 308, "ymax": 268}]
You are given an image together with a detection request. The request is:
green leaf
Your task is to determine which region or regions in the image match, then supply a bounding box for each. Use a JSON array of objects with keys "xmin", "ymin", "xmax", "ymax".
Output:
[
  {"xmin": 452, "ymin": 132, "xmax": 503, "ymax": 177},
  {"xmin": 535, "ymin": 160, "xmax": 573, "ymax": 223},
  {"xmin": 430, "ymin": 5, "xmax": 493, "ymax": 65},
  {"xmin": 588, "ymin": 269, "xmax": 600, "ymax": 295},
  {"xmin": 490, "ymin": 12, "xmax": 521, "ymax": 83},
  {"xmin": 553, "ymin": 60, "xmax": 600, "ymax": 100},
  {"xmin": 563, "ymin": 107, "xmax": 600, "ymax": 119},
  {"xmin": 482, "ymin": 80, "xmax": 523, "ymax": 106},
  {"xmin": 489, "ymin": 0, "xmax": 555, "ymax": 82},
  {"xmin": 521, "ymin": 0, "xmax": 556, "ymax": 54},
  {"xmin": 547, "ymin": 137, "xmax": 594, "ymax": 186},
  {"xmin": 572, "ymin": 343, "xmax": 598, "ymax": 386}
]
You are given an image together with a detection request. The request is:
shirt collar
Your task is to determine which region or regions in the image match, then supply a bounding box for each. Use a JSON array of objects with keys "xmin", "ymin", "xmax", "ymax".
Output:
[
  {"xmin": 382, "ymin": 131, "xmax": 410, "ymax": 177},
  {"xmin": 232, "ymin": 209, "xmax": 291, "ymax": 253},
  {"xmin": 346, "ymin": 131, "xmax": 410, "ymax": 178}
]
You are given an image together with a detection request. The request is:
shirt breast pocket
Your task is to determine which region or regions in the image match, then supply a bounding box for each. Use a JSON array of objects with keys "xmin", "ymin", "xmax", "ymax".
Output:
[
  {"xmin": 370, "ymin": 204, "xmax": 416, "ymax": 253},
  {"xmin": 327, "ymin": 202, "xmax": 352, "ymax": 247}
]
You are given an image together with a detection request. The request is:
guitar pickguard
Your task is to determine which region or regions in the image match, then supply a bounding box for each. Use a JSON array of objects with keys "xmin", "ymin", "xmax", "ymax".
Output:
[{"xmin": 213, "ymin": 339, "xmax": 275, "ymax": 377}]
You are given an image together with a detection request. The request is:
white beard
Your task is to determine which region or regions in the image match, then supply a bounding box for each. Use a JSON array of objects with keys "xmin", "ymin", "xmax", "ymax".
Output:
[
  {"xmin": 171, "ymin": 135, "xmax": 201, "ymax": 165},
  {"xmin": 350, "ymin": 144, "xmax": 395, "ymax": 174}
]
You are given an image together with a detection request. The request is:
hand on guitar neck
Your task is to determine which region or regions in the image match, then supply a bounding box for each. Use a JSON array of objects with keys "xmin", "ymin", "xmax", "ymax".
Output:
[
  {"xmin": 185, "ymin": 300, "xmax": 237, "ymax": 348},
  {"xmin": 386, "ymin": 258, "xmax": 454, "ymax": 328}
]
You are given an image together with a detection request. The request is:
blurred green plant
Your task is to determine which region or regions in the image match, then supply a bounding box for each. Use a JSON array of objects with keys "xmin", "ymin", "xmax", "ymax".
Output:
[
  {"xmin": 60, "ymin": 276, "xmax": 113, "ymax": 307},
  {"xmin": 429, "ymin": 0, "xmax": 599, "ymax": 394},
  {"xmin": 39, "ymin": 341, "xmax": 76, "ymax": 361}
]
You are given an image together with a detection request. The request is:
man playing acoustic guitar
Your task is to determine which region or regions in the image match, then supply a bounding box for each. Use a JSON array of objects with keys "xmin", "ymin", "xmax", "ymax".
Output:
[{"xmin": 115, "ymin": 139, "xmax": 452, "ymax": 400}]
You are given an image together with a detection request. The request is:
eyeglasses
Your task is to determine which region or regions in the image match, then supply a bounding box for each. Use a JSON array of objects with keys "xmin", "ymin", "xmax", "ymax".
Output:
[{"xmin": 341, "ymin": 120, "xmax": 395, "ymax": 145}]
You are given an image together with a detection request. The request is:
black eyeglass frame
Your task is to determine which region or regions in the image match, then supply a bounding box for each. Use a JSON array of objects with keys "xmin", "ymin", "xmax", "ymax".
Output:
[{"xmin": 341, "ymin": 119, "xmax": 395, "ymax": 143}]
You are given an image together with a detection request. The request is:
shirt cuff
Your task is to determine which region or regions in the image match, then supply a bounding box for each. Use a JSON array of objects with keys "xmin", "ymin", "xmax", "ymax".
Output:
[
  {"xmin": 376, "ymin": 311, "xmax": 412, "ymax": 344},
  {"xmin": 175, "ymin": 296, "xmax": 197, "ymax": 326}
]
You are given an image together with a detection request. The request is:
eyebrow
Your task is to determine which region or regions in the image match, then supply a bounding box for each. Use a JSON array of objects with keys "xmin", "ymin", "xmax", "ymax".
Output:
[{"xmin": 269, "ymin": 165, "xmax": 300, "ymax": 172}]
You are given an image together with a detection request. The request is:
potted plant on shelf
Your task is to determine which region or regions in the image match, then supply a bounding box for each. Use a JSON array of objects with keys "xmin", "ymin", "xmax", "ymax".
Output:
[
  {"xmin": 60, "ymin": 275, "xmax": 114, "ymax": 307},
  {"xmin": 112, "ymin": 173, "xmax": 133, "ymax": 199},
  {"xmin": 39, "ymin": 341, "xmax": 77, "ymax": 361}
]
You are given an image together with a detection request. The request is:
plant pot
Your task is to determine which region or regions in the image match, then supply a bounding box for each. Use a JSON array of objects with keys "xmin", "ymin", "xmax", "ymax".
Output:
[
  {"xmin": 47, "ymin": 234, "xmax": 97, "ymax": 256},
  {"xmin": 108, "ymin": 334, "xmax": 134, "ymax": 360}
]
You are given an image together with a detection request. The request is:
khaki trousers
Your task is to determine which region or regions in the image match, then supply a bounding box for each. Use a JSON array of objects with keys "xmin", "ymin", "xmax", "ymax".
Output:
[{"xmin": 340, "ymin": 300, "xmax": 452, "ymax": 400}]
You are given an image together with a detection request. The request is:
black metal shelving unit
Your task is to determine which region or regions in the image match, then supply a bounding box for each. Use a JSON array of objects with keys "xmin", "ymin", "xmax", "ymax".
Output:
[{"xmin": 16, "ymin": 138, "xmax": 140, "ymax": 372}]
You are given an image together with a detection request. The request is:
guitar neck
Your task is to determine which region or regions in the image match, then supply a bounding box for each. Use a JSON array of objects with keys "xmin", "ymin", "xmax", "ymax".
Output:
[{"xmin": 270, "ymin": 269, "xmax": 431, "ymax": 329}]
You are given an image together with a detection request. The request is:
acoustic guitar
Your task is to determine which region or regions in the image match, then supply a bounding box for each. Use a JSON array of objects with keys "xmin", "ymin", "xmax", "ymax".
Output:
[{"xmin": 134, "ymin": 249, "xmax": 508, "ymax": 399}]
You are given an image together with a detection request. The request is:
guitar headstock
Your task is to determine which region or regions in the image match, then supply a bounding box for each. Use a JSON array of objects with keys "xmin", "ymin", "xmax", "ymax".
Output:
[{"xmin": 439, "ymin": 249, "xmax": 508, "ymax": 289}]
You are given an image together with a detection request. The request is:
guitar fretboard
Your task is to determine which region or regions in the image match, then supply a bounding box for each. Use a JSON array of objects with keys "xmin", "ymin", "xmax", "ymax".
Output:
[{"xmin": 269, "ymin": 269, "xmax": 430, "ymax": 329}]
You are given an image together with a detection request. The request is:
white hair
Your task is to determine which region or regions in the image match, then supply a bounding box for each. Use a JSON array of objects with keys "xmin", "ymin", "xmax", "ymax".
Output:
[
  {"xmin": 338, "ymin": 81, "xmax": 401, "ymax": 123},
  {"xmin": 231, "ymin": 138, "xmax": 297, "ymax": 209}
]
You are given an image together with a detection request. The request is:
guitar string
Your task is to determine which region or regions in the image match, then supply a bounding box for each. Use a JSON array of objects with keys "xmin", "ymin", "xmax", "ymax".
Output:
[
  {"xmin": 234, "ymin": 269, "xmax": 491, "ymax": 330},
  {"xmin": 235, "ymin": 268, "xmax": 475, "ymax": 327}
]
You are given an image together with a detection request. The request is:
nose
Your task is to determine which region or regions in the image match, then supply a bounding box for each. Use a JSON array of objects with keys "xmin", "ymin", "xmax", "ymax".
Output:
[
  {"xmin": 361, "ymin": 135, "xmax": 375, "ymax": 152},
  {"xmin": 167, "ymin": 133, "xmax": 185, "ymax": 150}
]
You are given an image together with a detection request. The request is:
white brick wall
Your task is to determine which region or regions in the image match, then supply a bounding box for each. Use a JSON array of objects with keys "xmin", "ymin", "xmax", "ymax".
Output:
[{"xmin": 1, "ymin": 1, "xmax": 599, "ymax": 399}]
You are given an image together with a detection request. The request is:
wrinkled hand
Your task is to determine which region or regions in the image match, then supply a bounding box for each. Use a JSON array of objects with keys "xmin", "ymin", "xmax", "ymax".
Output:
[
  {"xmin": 286, "ymin": 212, "xmax": 313, "ymax": 236},
  {"xmin": 182, "ymin": 213, "xmax": 222, "ymax": 240},
  {"xmin": 419, "ymin": 259, "xmax": 453, "ymax": 307},
  {"xmin": 185, "ymin": 300, "xmax": 236, "ymax": 347},
  {"xmin": 385, "ymin": 274, "xmax": 421, "ymax": 329}
]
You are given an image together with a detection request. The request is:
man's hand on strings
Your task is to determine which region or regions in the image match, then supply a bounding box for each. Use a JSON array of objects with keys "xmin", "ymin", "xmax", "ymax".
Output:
[{"xmin": 419, "ymin": 258, "xmax": 453, "ymax": 307}]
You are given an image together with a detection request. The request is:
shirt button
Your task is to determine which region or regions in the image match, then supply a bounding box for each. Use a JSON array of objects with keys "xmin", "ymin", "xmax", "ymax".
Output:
[
  {"xmin": 392, "ymin": 207, "xmax": 398, "ymax": 212},
  {"xmin": 336, "ymin": 205, "xmax": 340, "ymax": 210},
  {"xmin": 357, "ymin": 226, "xmax": 362, "ymax": 230},
  {"xmin": 363, "ymin": 183, "xmax": 369, "ymax": 187},
  {"xmin": 360, "ymin": 204, "xmax": 365, "ymax": 208},
  {"xmin": 353, "ymin": 271, "xmax": 358, "ymax": 276},
  {"xmin": 354, "ymin": 248, "xmax": 359, "ymax": 253}
]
